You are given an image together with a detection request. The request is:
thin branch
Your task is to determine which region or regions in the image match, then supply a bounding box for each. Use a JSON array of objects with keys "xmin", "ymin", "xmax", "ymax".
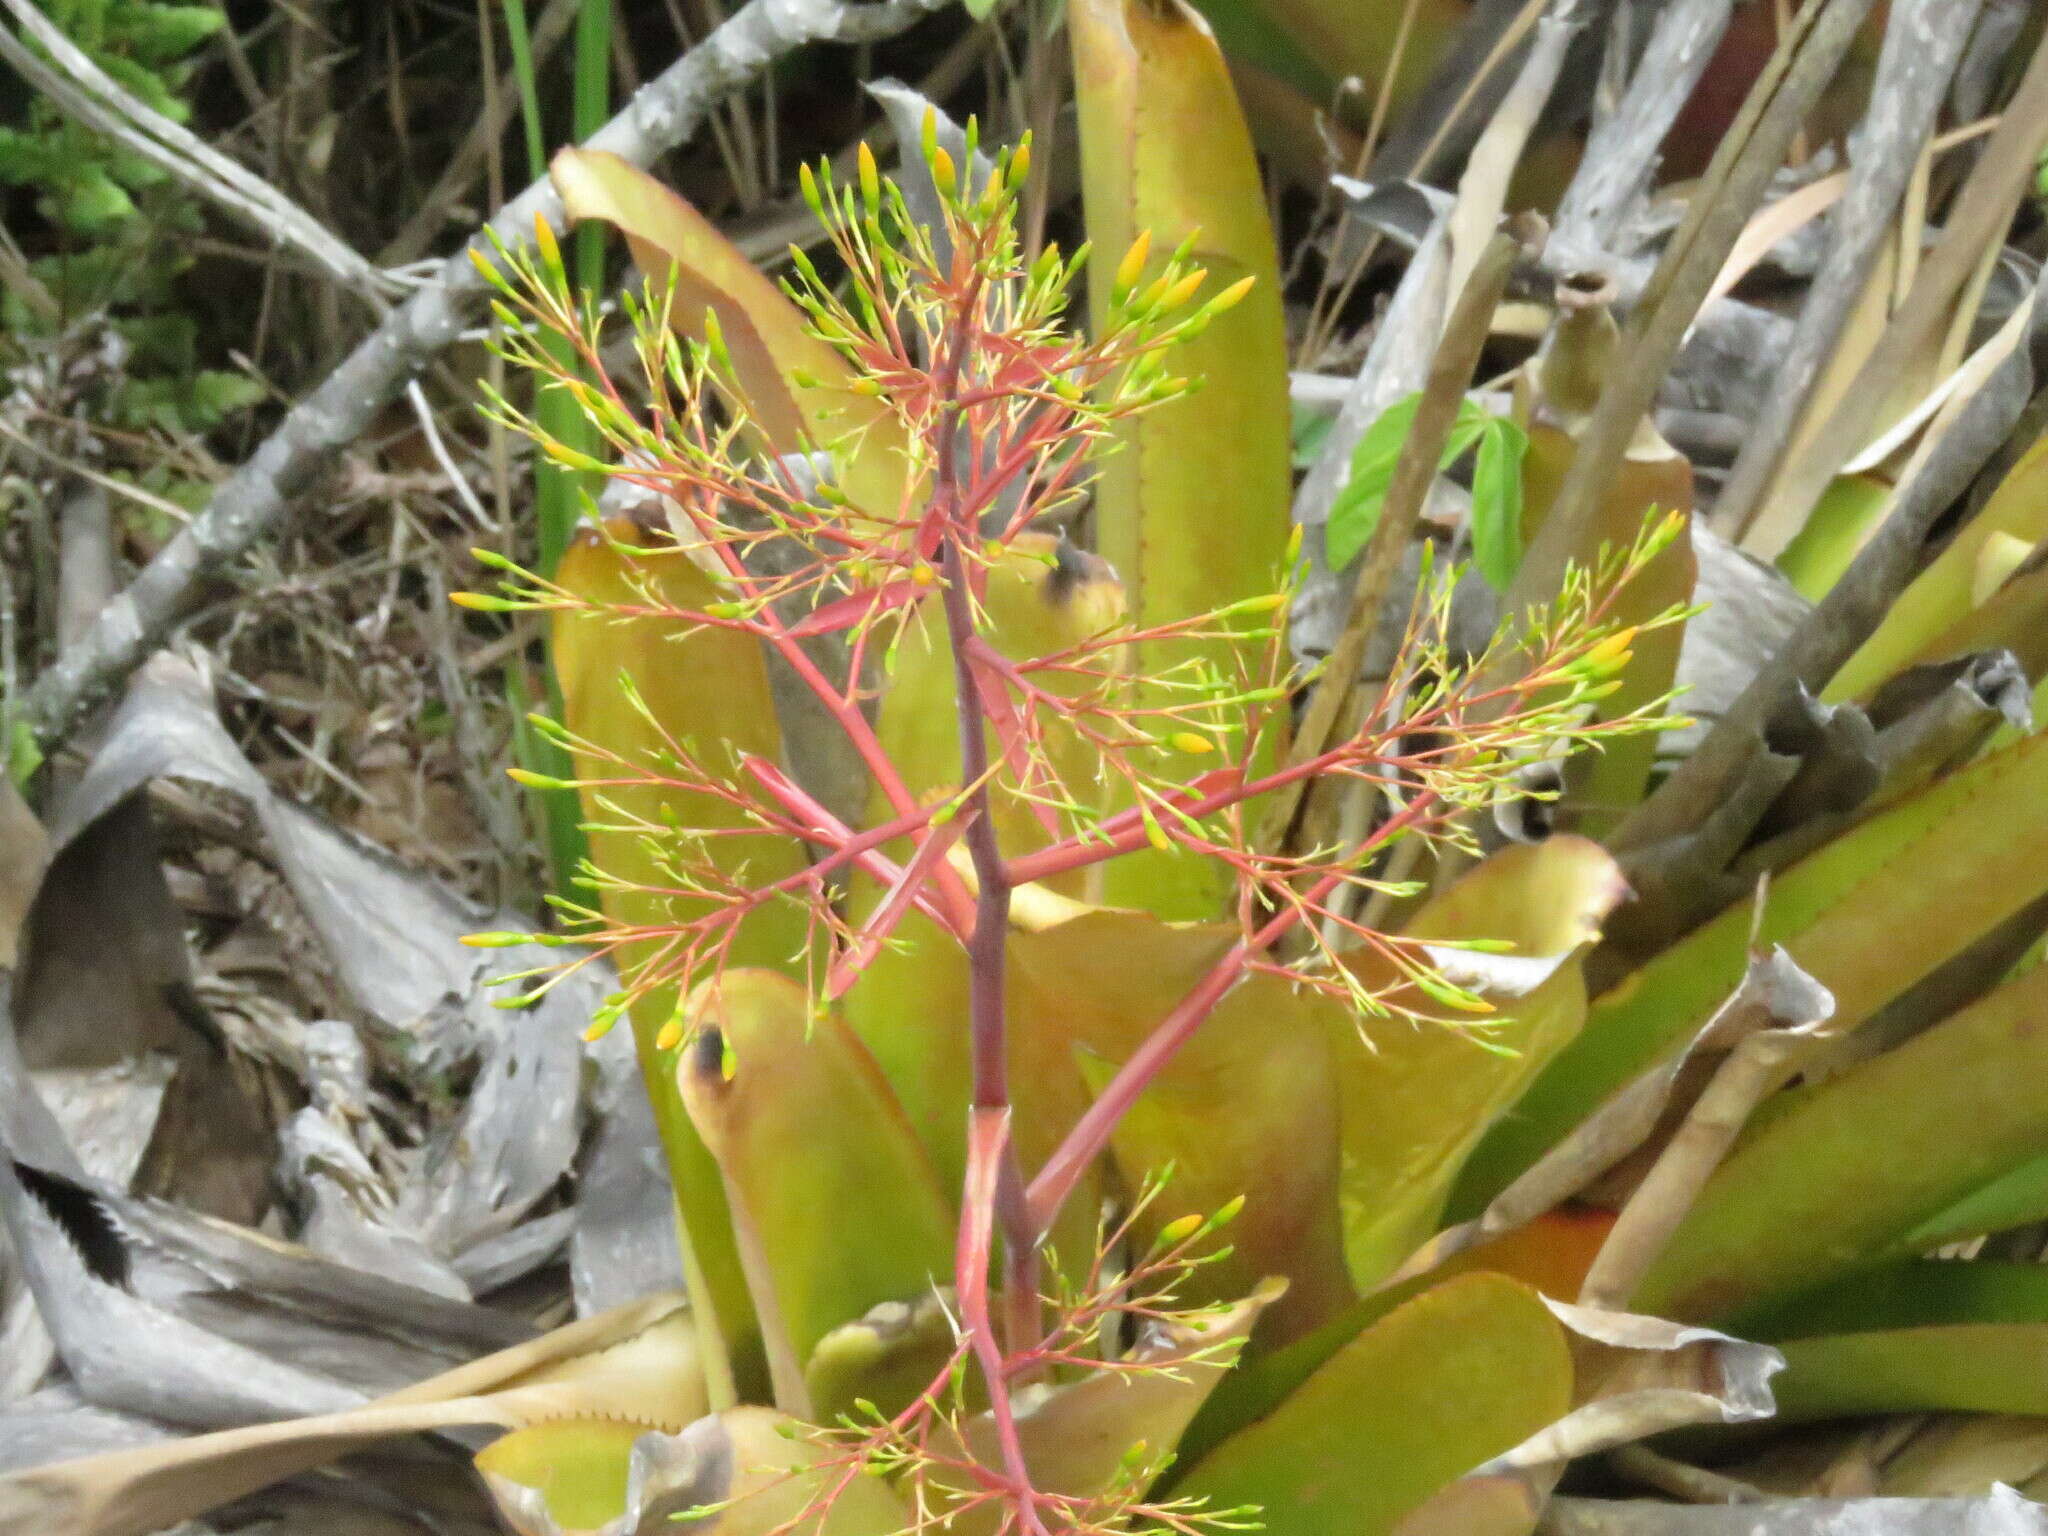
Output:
[
  {"xmin": 1715, "ymin": 0, "xmax": 1988, "ymax": 551},
  {"xmin": 1504, "ymin": 0, "xmax": 1882, "ymax": 618}
]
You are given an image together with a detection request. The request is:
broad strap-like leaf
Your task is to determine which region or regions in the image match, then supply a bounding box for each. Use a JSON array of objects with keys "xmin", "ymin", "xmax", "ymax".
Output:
[
  {"xmin": 1173, "ymin": 1272, "xmax": 1573, "ymax": 1536},
  {"xmin": 1336, "ymin": 837, "xmax": 1628, "ymax": 1288},
  {"xmin": 554, "ymin": 519, "xmax": 812, "ymax": 1367},
  {"xmin": 675, "ymin": 970, "xmax": 954, "ymax": 1371},
  {"xmin": 1070, "ymin": 0, "xmax": 1291, "ymax": 919},
  {"xmin": 1827, "ymin": 425, "xmax": 2048, "ymax": 702},
  {"xmin": 1457, "ymin": 729, "xmax": 2048, "ymax": 1213},
  {"xmin": 1635, "ymin": 958, "xmax": 2048, "ymax": 1326}
]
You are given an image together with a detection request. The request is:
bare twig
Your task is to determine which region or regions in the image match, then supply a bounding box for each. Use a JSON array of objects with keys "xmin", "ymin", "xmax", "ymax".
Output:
[
  {"xmin": 54, "ymin": 482, "xmax": 113, "ymax": 655},
  {"xmin": 1546, "ymin": 0, "xmax": 1736, "ymax": 270},
  {"xmin": 1718, "ymin": 17, "xmax": 2048, "ymax": 565},
  {"xmin": 402, "ymin": 383, "xmax": 493, "ymax": 533},
  {"xmin": 1605, "ymin": 1445, "xmax": 1769, "ymax": 1506},
  {"xmin": 1715, "ymin": 0, "xmax": 1988, "ymax": 551},
  {"xmin": 1505, "ymin": 0, "xmax": 1881, "ymax": 618},
  {"xmin": 1370, "ymin": 0, "xmax": 1550, "ymax": 185},
  {"xmin": 19, "ymin": 0, "xmax": 954, "ymax": 748}
]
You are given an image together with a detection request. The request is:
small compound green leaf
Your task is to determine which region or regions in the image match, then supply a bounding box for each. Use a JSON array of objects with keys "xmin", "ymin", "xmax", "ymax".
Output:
[
  {"xmin": 1470, "ymin": 416, "xmax": 1528, "ymax": 590},
  {"xmin": 1325, "ymin": 394, "xmax": 1421, "ymax": 570},
  {"xmin": 1325, "ymin": 394, "xmax": 1500, "ymax": 572}
]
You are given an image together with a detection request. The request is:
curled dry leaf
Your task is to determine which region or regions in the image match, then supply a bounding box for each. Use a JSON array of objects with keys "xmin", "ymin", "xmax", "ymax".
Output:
[
  {"xmin": 1392, "ymin": 945, "xmax": 1833, "ymax": 1288},
  {"xmin": 480, "ymin": 1405, "xmax": 910, "ymax": 1536},
  {"xmin": 0, "ymin": 1295, "xmax": 699, "ymax": 1536}
]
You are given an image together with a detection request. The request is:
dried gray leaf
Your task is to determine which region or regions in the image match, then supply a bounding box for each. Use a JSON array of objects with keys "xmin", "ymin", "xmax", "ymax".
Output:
[
  {"xmin": 52, "ymin": 655, "xmax": 589, "ymax": 1259},
  {"xmin": 571, "ymin": 1025, "xmax": 684, "ymax": 1319},
  {"xmin": 452, "ymin": 1209, "xmax": 577, "ymax": 1297},
  {"xmin": 3, "ymin": 1055, "xmax": 179, "ymax": 1404},
  {"xmin": 278, "ymin": 1108, "xmax": 470, "ymax": 1303},
  {"xmin": 1666, "ymin": 525, "xmax": 1813, "ymax": 760},
  {"xmin": 1752, "ymin": 686, "xmax": 1881, "ymax": 838},
  {"xmin": 866, "ymin": 78, "xmax": 997, "ymax": 272},
  {"xmin": 0, "ymin": 1384, "xmax": 169, "ymax": 1475},
  {"xmin": 0, "ymin": 1294, "xmax": 696, "ymax": 1536},
  {"xmin": 0, "ymin": 1145, "xmax": 532, "ymax": 1428},
  {"xmin": 1541, "ymin": 1485, "xmax": 2048, "ymax": 1535}
]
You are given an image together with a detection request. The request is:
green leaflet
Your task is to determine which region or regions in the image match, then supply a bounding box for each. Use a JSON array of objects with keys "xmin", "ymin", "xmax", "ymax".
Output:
[{"xmin": 1325, "ymin": 393, "xmax": 1527, "ymax": 587}]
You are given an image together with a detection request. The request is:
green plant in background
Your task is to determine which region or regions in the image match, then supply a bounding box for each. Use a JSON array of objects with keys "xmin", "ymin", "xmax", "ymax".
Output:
[
  {"xmin": 500, "ymin": 0, "xmax": 613, "ymax": 893},
  {"xmin": 1325, "ymin": 393, "xmax": 1527, "ymax": 583},
  {"xmin": 0, "ymin": 0, "xmax": 262, "ymax": 450}
]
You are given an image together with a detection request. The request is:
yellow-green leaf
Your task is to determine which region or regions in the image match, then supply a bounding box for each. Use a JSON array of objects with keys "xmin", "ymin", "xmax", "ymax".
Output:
[
  {"xmin": 477, "ymin": 1418, "xmax": 663, "ymax": 1534},
  {"xmin": 1173, "ymin": 1272, "xmax": 1573, "ymax": 1536},
  {"xmin": 1457, "ymin": 729, "xmax": 2048, "ymax": 1211},
  {"xmin": 1337, "ymin": 837, "xmax": 1627, "ymax": 1287},
  {"xmin": 554, "ymin": 520, "xmax": 812, "ymax": 1370},
  {"xmin": 675, "ymin": 971, "xmax": 954, "ymax": 1369},
  {"xmin": 1070, "ymin": 0, "xmax": 1291, "ymax": 919},
  {"xmin": 549, "ymin": 148, "xmax": 903, "ymax": 514}
]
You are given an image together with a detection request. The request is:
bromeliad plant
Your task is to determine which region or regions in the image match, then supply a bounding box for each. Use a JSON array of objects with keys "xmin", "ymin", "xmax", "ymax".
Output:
[{"xmin": 453, "ymin": 121, "xmax": 1684, "ymax": 1536}]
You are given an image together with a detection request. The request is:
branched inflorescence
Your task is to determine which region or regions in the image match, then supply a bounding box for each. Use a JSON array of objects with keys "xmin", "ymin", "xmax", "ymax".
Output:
[{"xmin": 460, "ymin": 120, "xmax": 1683, "ymax": 1536}]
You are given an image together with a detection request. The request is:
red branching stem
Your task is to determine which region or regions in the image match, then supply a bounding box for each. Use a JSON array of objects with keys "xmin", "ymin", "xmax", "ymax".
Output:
[
  {"xmin": 1021, "ymin": 790, "xmax": 1441, "ymax": 1238},
  {"xmin": 923, "ymin": 264, "xmax": 1044, "ymax": 1357},
  {"xmin": 958, "ymin": 1106, "xmax": 1048, "ymax": 1536},
  {"xmin": 627, "ymin": 450, "xmax": 980, "ymax": 926},
  {"xmin": 827, "ymin": 812, "xmax": 973, "ymax": 999},
  {"xmin": 742, "ymin": 758, "xmax": 976, "ymax": 937}
]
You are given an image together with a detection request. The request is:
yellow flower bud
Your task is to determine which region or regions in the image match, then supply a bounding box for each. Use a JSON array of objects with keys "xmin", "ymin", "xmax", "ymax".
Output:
[
  {"xmin": 1158, "ymin": 268, "xmax": 1208, "ymax": 311},
  {"xmin": 1114, "ymin": 229, "xmax": 1152, "ymax": 298},
  {"xmin": 857, "ymin": 141, "xmax": 880, "ymax": 211}
]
